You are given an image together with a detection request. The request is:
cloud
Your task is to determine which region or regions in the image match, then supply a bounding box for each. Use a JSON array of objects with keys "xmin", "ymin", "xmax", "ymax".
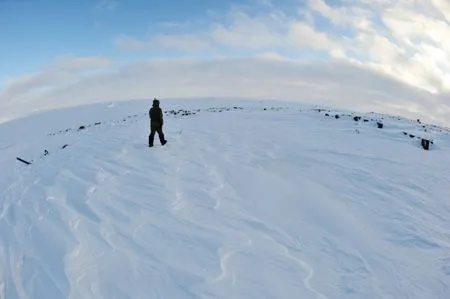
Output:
[
  {"xmin": 286, "ymin": 22, "xmax": 340, "ymax": 51},
  {"xmin": 1, "ymin": 56, "xmax": 449, "ymax": 127},
  {"xmin": 308, "ymin": 0, "xmax": 373, "ymax": 28},
  {"xmin": 209, "ymin": 11, "xmax": 285, "ymax": 50},
  {"xmin": 95, "ymin": 0, "xmax": 120, "ymax": 12},
  {"xmin": 114, "ymin": 35, "xmax": 213, "ymax": 52},
  {"xmin": 111, "ymin": 0, "xmax": 450, "ymax": 97},
  {"xmin": 307, "ymin": 0, "xmax": 450, "ymax": 95},
  {"xmin": 0, "ymin": 56, "xmax": 111, "ymax": 110},
  {"xmin": 50, "ymin": 56, "xmax": 111, "ymax": 72},
  {"xmin": 115, "ymin": 7, "xmax": 342, "ymax": 57}
]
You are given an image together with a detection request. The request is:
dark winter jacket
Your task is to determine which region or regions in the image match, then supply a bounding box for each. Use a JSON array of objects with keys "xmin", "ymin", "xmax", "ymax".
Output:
[{"xmin": 149, "ymin": 105, "xmax": 164, "ymax": 126}]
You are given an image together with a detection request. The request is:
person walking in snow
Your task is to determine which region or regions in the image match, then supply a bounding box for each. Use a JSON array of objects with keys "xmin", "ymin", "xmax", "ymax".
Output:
[{"xmin": 148, "ymin": 98, "xmax": 167, "ymax": 147}]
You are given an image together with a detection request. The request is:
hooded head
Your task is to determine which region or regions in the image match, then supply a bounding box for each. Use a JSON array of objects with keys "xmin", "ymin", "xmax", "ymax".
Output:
[{"xmin": 153, "ymin": 98, "xmax": 160, "ymax": 107}]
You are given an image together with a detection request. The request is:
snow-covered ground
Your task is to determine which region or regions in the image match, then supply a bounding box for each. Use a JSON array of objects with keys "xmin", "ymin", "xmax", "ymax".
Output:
[{"xmin": 1, "ymin": 99, "xmax": 449, "ymax": 299}]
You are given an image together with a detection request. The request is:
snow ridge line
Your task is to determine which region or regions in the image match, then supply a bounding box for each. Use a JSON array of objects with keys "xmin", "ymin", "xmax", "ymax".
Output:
[
  {"xmin": 46, "ymin": 106, "xmax": 244, "ymax": 138},
  {"xmin": 22, "ymin": 104, "xmax": 447, "ymax": 168},
  {"xmin": 258, "ymin": 222, "xmax": 329, "ymax": 299},
  {"xmin": 275, "ymin": 240, "xmax": 328, "ymax": 299}
]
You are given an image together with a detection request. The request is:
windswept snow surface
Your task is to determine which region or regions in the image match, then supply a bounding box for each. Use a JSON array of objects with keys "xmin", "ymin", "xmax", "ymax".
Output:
[{"xmin": 1, "ymin": 99, "xmax": 450, "ymax": 299}]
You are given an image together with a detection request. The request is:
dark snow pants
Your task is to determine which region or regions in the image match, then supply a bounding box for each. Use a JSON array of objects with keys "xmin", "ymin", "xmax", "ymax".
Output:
[{"xmin": 149, "ymin": 123, "xmax": 166, "ymax": 146}]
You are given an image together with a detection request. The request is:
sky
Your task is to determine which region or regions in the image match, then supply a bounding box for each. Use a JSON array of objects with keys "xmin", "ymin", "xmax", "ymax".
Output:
[{"xmin": 1, "ymin": 0, "xmax": 450, "ymax": 126}]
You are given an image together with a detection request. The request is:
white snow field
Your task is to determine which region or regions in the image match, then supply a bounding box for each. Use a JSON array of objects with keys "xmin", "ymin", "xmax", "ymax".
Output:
[{"xmin": 1, "ymin": 98, "xmax": 450, "ymax": 299}]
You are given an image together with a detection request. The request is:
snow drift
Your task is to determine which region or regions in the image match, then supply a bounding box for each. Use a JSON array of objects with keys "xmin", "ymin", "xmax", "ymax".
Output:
[{"xmin": 1, "ymin": 99, "xmax": 449, "ymax": 299}]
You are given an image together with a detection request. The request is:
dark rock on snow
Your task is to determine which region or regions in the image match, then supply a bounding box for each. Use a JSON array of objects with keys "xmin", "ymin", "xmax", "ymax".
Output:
[{"xmin": 421, "ymin": 138, "xmax": 431, "ymax": 150}]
